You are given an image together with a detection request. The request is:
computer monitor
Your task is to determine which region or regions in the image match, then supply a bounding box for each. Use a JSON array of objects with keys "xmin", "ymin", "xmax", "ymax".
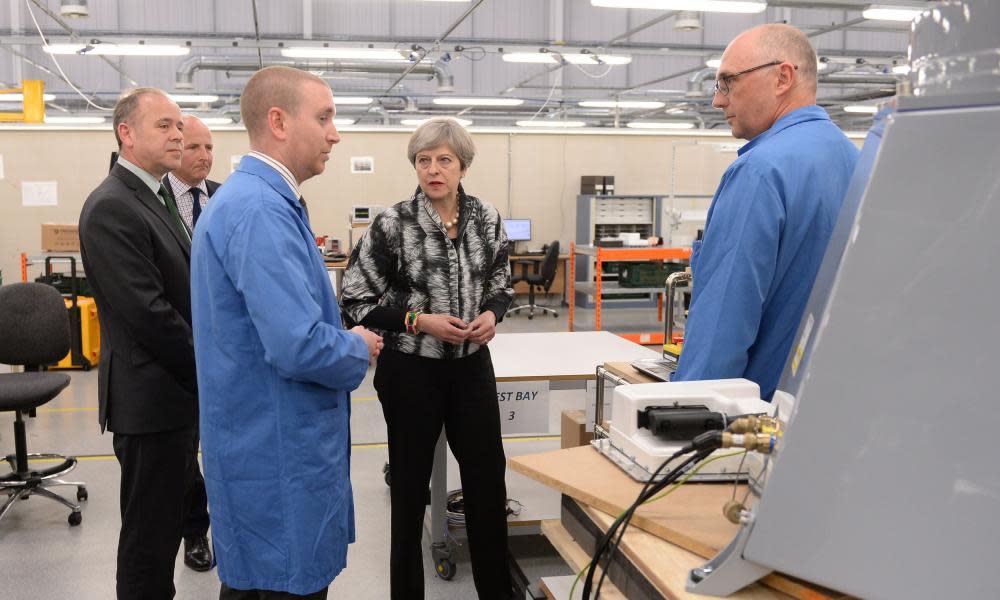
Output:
[{"xmin": 504, "ymin": 219, "xmax": 531, "ymax": 242}]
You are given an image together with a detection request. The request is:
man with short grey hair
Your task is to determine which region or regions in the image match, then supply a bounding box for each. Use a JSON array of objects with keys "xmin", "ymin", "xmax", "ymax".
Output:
[
  {"xmin": 672, "ymin": 24, "xmax": 859, "ymax": 400},
  {"xmin": 80, "ymin": 87, "xmax": 201, "ymax": 599}
]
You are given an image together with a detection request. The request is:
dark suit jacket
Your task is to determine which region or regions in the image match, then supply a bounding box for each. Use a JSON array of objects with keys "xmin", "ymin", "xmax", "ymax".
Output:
[{"xmin": 79, "ymin": 163, "xmax": 197, "ymax": 434}]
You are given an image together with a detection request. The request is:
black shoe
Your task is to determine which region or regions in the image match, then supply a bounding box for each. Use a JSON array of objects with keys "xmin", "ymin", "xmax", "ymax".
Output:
[{"xmin": 184, "ymin": 535, "xmax": 213, "ymax": 572}]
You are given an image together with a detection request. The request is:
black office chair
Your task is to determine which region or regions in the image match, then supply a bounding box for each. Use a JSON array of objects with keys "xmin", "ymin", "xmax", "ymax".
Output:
[
  {"xmin": 506, "ymin": 241, "xmax": 560, "ymax": 320},
  {"xmin": 0, "ymin": 283, "xmax": 87, "ymax": 526}
]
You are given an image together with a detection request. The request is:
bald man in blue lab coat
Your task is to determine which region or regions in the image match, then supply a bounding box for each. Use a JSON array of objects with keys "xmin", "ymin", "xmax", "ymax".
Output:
[
  {"xmin": 671, "ymin": 24, "xmax": 859, "ymax": 400},
  {"xmin": 191, "ymin": 66, "xmax": 383, "ymax": 599}
]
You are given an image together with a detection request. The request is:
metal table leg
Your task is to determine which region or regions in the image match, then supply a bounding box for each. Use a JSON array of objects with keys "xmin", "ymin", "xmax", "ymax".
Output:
[{"xmin": 428, "ymin": 430, "xmax": 457, "ymax": 579}]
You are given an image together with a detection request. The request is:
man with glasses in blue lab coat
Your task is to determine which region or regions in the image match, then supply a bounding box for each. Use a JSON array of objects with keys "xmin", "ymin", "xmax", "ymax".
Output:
[{"xmin": 671, "ymin": 24, "xmax": 859, "ymax": 401}]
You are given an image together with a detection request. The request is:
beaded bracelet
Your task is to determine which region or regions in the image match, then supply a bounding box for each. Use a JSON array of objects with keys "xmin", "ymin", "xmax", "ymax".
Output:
[{"xmin": 405, "ymin": 311, "xmax": 422, "ymax": 335}]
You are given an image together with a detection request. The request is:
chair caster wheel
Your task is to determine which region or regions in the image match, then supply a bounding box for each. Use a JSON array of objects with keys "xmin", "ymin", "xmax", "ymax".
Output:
[
  {"xmin": 68, "ymin": 511, "xmax": 82, "ymax": 526},
  {"xmin": 77, "ymin": 487, "xmax": 88, "ymax": 501},
  {"xmin": 435, "ymin": 559, "xmax": 456, "ymax": 580},
  {"xmin": 382, "ymin": 463, "xmax": 391, "ymax": 487}
]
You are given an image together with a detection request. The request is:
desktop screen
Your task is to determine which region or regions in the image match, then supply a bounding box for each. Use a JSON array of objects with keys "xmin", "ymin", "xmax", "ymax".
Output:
[{"xmin": 504, "ymin": 219, "xmax": 531, "ymax": 242}]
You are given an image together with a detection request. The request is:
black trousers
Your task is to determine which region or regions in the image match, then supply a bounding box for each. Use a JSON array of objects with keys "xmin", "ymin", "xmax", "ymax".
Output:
[
  {"xmin": 184, "ymin": 451, "xmax": 210, "ymax": 540},
  {"xmin": 219, "ymin": 583, "xmax": 328, "ymax": 600},
  {"xmin": 113, "ymin": 426, "xmax": 201, "ymax": 600},
  {"xmin": 374, "ymin": 347, "xmax": 512, "ymax": 600}
]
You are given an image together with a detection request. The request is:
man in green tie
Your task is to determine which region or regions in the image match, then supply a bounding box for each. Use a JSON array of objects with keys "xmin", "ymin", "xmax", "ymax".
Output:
[{"xmin": 79, "ymin": 87, "xmax": 207, "ymax": 599}]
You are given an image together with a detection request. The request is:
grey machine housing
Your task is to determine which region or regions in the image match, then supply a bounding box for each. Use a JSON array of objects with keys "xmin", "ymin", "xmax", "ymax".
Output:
[{"xmin": 688, "ymin": 2, "xmax": 1000, "ymax": 598}]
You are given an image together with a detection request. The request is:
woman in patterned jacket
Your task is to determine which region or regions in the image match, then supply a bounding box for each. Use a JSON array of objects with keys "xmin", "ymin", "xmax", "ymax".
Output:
[{"xmin": 340, "ymin": 118, "xmax": 514, "ymax": 600}]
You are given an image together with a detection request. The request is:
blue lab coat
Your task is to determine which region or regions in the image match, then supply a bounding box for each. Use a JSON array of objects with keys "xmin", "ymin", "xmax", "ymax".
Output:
[
  {"xmin": 191, "ymin": 155, "xmax": 370, "ymax": 594},
  {"xmin": 672, "ymin": 106, "xmax": 859, "ymax": 400}
]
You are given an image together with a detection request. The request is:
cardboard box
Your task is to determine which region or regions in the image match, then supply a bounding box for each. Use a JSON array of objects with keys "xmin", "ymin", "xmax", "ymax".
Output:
[
  {"xmin": 41, "ymin": 223, "xmax": 80, "ymax": 252},
  {"xmin": 560, "ymin": 409, "xmax": 595, "ymax": 449}
]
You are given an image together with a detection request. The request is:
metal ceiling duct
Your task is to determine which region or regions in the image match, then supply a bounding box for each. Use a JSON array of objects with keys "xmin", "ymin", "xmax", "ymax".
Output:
[
  {"xmin": 175, "ymin": 56, "xmax": 454, "ymax": 92},
  {"xmin": 59, "ymin": 0, "xmax": 89, "ymax": 18}
]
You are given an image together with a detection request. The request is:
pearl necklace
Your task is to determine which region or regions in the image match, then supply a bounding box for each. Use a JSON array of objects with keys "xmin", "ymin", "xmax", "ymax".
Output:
[{"xmin": 443, "ymin": 204, "xmax": 460, "ymax": 229}]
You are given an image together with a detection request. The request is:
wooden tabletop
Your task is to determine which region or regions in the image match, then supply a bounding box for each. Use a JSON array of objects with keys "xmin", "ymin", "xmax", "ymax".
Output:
[{"xmin": 509, "ymin": 445, "xmax": 842, "ymax": 600}]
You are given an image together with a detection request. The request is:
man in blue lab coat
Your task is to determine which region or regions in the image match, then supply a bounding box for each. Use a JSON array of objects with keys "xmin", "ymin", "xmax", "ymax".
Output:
[
  {"xmin": 672, "ymin": 24, "xmax": 859, "ymax": 400},
  {"xmin": 191, "ymin": 66, "xmax": 383, "ymax": 599}
]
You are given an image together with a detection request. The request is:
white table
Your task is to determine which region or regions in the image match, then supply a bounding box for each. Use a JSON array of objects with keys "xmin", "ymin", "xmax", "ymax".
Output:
[{"xmin": 424, "ymin": 331, "xmax": 658, "ymax": 583}]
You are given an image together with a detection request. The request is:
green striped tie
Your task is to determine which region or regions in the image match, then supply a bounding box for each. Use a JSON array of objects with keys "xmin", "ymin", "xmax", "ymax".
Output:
[{"xmin": 158, "ymin": 184, "xmax": 191, "ymax": 243}]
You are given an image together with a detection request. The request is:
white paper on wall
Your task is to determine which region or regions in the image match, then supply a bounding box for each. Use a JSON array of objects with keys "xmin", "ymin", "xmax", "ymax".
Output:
[
  {"xmin": 22, "ymin": 181, "xmax": 58, "ymax": 207},
  {"xmin": 0, "ymin": 154, "xmax": 5, "ymax": 180}
]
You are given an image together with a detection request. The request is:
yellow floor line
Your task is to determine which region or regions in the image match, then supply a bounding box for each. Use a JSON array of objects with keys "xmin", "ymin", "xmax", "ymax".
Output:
[
  {"xmin": 25, "ymin": 435, "xmax": 560, "ymax": 464},
  {"xmin": 38, "ymin": 396, "xmax": 380, "ymax": 414}
]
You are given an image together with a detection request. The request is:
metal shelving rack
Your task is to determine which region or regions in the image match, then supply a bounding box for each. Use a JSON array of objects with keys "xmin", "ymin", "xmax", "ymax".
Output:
[{"xmin": 567, "ymin": 243, "xmax": 691, "ymax": 345}]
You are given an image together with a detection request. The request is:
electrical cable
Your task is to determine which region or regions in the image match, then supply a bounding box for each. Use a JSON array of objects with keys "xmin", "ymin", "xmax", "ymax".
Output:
[
  {"xmin": 23, "ymin": 0, "xmax": 112, "ymax": 111},
  {"xmin": 569, "ymin": 448, "xmax": 746, "ymax": 599}
]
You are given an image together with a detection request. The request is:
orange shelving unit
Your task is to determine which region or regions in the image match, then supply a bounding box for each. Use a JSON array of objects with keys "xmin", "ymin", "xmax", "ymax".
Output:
[{"xmin": 567, "ymin": 243, "xmax": 691, "ymax": 345}]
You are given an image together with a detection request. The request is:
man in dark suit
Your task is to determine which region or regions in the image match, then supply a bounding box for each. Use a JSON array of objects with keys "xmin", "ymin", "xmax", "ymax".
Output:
[
  {"xmin": 79, "ymin": 87, "xmax": 199, "ymax": 600},
  {"xmin": 160, "ymin": 113, "xmax": 217, "ymax": 572},
  {"xmin": 165, "ymin": 114, "xmax": 220, "ymax": 235}
]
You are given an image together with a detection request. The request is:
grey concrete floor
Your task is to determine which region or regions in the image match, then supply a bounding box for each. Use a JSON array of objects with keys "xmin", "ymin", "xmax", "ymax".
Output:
[{"xmin": 0, "ymin": 302, "xmax": 661, "ymax": 599}]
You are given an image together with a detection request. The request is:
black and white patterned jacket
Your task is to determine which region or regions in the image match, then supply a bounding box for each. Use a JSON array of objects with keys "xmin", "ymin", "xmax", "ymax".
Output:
[{"xmin": 340, "ymin": 185, "xmax": 513, "ymax": 360}]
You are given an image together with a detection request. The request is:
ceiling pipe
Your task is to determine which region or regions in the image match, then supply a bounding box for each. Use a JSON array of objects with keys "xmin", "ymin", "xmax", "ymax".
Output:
[
  {"xmin": 175, "ymin": 56, "xmax": 454, "ymax": 92},
  {"xmin": 685, "ymin": 67, "xmax": 717, "ymax": 97}
]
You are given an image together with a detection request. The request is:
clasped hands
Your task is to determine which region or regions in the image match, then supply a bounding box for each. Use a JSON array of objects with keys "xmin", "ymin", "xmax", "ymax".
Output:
[{"xmin": 416, "ymin": 311, "xmax": 496, "ymax": 345}]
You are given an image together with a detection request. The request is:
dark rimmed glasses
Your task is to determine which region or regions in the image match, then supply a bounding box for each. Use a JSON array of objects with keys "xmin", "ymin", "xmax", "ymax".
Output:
[{"xmin": 713, "ymin": 60, "xmax": 797, "ymax": 96}]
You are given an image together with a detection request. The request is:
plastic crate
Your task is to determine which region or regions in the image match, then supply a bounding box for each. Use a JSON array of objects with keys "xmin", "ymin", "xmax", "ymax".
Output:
[
  {"xmin": 618, "ymin": 261, "xmax": 687, "ymax": 288},
  {"xmin": 53, "ymin": 296, "xmax": 100, "ymax": 370}
]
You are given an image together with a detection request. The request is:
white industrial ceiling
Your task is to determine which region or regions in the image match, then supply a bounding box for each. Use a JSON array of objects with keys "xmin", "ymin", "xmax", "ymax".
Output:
[{"xmin": 0, "ymin": 0, "xmax": 932, "ymax": 130}]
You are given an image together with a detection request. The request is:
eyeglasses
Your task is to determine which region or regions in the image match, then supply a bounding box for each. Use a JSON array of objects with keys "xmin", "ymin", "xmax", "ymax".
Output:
[{"xmin": 713, "ymin": 60, "xmax": 797, "ymax": 96}]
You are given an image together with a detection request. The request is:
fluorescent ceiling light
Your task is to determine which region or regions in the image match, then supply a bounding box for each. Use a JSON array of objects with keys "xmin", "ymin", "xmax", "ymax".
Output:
[
  {"xmin": 843, "ymin": 105, "xmax": 878, "ymax": 114},
  {"xmin": 862, "ymin": 6, "xmax": 924, "ymax": 22},
  {"xmin": 400, "ymin": 118, "xmax": 473, "ymax": 127},
  {"xmin": 43, "ymin": 43, "xmax": 189, "ymax": 56},
  {"xmin": 626, "ymin": 121, "xmax": 696, "ymax": 129},
  {"xmin": 579, "ymin": 100, "xmax": 665, "ymax": 109},
  {"xmin": 516, "ymin": 120, "xmax": 586, "ymax": 128},
  {"xmin": 333, "ymin": 96, "xmax": 374, "ymax": 105},
  {"xmin": 282, "ymin": 47, "xmax": 406, "ymax": 60},
  {"xmin": 591, "ymin": 1, "xmax": 767, "ymax": 14},
  {"xmin": 198, "ymin": 117, "xmax": 234, "ymax": 125},
  {"xmin": 1, "ymin": 93, "xmax": 56, "ymax": 102},
  {"xmin": 433, "ymin": 97, "xmax": 524, "ymax": 106},
  {"xmin": 892, "ymin": 64, "xmax": 911, "ymax": 75},
  {"xmin": 44, "ymin": 116, "xmax": 106, "ymax": 124},
  {"xmin": 705, "ymin": 58, "xmax": 722, "ymax": 68},
  {"xmin": 169, "ymin": 94, "xmax": 219, "ymax": 104},
  {"xmin": 333, "ymin": 118, "xmax": 357, "ymax": 126},
  {"xmin": 502, "ymin": 52, "xmax": 632, "ymax": 65}
]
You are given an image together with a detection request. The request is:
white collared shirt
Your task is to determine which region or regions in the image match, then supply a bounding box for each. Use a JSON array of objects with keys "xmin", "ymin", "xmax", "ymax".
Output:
[
  {"xmin": 166, "ymin": 172, "xmax": 208, "ymax": 231},
  {"xmin": 247, "ymin": 151, "xmax": 301, "ymax": 201}
]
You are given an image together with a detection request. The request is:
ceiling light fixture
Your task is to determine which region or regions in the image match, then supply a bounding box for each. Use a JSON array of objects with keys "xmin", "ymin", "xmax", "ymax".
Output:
[
  {"xmin": 198, "ymin": 117, "xmax": 235, "ymax": 125},
  {"xmin": 333, "ymin": 96, "xmax": 375, "ymax": 105},
  {"xmin": 169, "ymin": 94, "xmax": 220, "ymax": 104},
  {"xmin": 591, "ymin": 1, "xmax": 766, "ymax": 14},
  {"xmin": 892, "ymin": 64, "xmax": 911, "ymax": 75},
  {"xmin": 43, "ymin": 43, "xmax": 190, "ymax": 56},
  {"xmin": 432, "ymin": 97, "xmax": 524, "ymax": 106},
  {"xmin": 843, "ymin": 105, "xmax": 879, "ymax": 114},
  {"xmin": 516, "ymin": 120, "xmax": 586, "ymax": 128},
  {"xmin": 705, "ymin": 58, "xmax": 722, "ymax": 68},
  {"xmin": 502, "ymin": 52, "xmax": 632, "ymax": 65},
  {"xmin": 861, "ymin": 5, "xmax": 925, "ymax": 22},
  {"xmin": 579, "ymin": 100, "xmax": 666, "ymax": 109},
  {"xmin": 400, "ymin": 118, "xmax": 473, "ymax": 127},
  {"xmin": 626, "ymin": 121, "xmax": 696, "ymax": 129},
  {"xmin": 333, "ymin": 118, "xmax": 357, "ymax": 126},
  {"xmin": 44, "ymin": 116, "xmax": 106, "ymax": 124},
  {"xmin": 281, "ymin": 47, "xmax": 407, "ymax": 60},
  {"xmin": 1, "ymin": 93, "xmax": 56, "ymax": 102}
]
